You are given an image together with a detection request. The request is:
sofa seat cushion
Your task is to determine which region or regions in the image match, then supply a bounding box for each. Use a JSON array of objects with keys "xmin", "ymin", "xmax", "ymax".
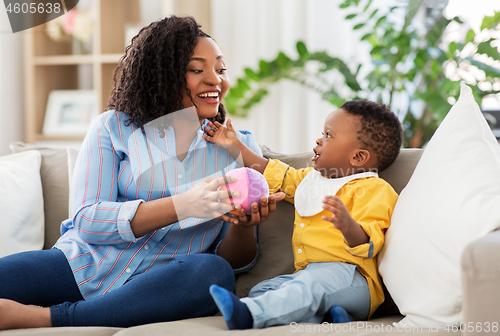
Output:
[
  {"xmin": 109, "ymin": 315, "xmax": 450, "ymax": 335},
  {"xmin": 0, "ymin": 327, "xmax": 122, "ymax": 336}
]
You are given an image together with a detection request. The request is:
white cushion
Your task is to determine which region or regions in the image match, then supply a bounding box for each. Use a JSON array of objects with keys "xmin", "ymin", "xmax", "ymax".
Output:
[
  {"xmin": 0, "ymin": 150, "xmax": 44, "ymax": 258},
  {"xmin": 378, "ymin": 83, "xmax": 500, "ymax": 328}
]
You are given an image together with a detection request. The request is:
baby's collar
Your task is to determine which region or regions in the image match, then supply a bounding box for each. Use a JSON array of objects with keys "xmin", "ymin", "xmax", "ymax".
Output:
[{"xmin": 321, "ymin": 170, "xmax": 379, "ymax": 179}]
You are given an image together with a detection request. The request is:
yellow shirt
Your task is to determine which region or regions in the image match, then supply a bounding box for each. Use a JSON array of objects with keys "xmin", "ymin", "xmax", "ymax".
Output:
[{"xmin": 263, "ymin": 159, "xmax": 398, "ymax": 317}]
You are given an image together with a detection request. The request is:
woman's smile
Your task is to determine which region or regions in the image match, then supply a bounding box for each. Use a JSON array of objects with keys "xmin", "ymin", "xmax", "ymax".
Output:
[{"xmin": 196, "ymin": 89, "xmax": 221, "ymax": 105}]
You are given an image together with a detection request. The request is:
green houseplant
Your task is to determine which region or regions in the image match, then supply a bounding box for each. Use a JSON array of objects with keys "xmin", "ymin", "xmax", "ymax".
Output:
[{"xmin": 223, "ymin": 0, "xmax": 500, "ymax": 147}]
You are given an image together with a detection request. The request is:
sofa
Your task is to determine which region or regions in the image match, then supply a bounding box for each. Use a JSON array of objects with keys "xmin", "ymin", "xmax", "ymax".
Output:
[{"xmin": 1, "ymin": 141, "xmax": 498, "ymax": 336}]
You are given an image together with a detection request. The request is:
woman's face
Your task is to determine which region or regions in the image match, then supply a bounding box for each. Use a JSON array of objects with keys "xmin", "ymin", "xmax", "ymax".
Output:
[{"xmin": 182, "ymin": 37, "xmax": 229, "ymax": 122}]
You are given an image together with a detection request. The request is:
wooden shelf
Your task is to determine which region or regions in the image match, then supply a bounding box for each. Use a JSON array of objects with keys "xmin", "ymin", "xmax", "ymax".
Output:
[
  {"xmin": 24, "ymin": 0, "xmax": 140, "ymax": 143},
  {"xmin": 98, "ymin": 53, "xmax": 125, "ymax": 64},
  {"xmin": 34, "ymin": 55, "xmax": 94, "ymax": 65},
  {"xmin": 35, "ymin": 134, "xmax": 88, "ymax": 142},
  {"xmin": 33, "ymin": 54, "xmax": 124, "ymax": 65}
]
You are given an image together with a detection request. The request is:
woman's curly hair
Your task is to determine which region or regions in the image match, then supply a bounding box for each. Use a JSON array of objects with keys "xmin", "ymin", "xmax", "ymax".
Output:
[
  {"xmin": 106, "ymin": 15, "xmax": 226, "ymax": 129},
  {"xmin": 341, "ymin": 99, "xmax": 403, "ymax": 172}
]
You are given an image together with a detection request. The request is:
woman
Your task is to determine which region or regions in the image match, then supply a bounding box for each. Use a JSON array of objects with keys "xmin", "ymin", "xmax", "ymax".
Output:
[{"xmin": 0, "ymin": 16, "xmax": 284, "ymax": 330}]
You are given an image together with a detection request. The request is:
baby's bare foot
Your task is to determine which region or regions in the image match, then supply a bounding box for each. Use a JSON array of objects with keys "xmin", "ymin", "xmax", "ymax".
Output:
[{"xmin": 0, "ymin": 299, "xmax": 51, "ymax": 330}]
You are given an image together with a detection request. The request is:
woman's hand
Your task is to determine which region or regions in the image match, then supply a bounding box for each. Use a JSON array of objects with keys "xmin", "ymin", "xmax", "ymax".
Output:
[
  {"xmin": 215, "ymin": 191, "xmax": 286, "ymax": 269},
  {"xmin": 203, "ymin": 119, "xmax": 240, "ymax": 150},
  {"xmin": 223, "ymin": 192, "xmax": 286, "ymax": 227},
  {"xmin": 174, "ymin": 175, "xmax": 239, "ymax": 221}
]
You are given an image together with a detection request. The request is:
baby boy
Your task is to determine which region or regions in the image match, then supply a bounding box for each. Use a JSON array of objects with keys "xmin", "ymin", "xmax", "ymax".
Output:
[{"xmin": 203, "ymin": 99, "xmax": 403, "ymax": 329}]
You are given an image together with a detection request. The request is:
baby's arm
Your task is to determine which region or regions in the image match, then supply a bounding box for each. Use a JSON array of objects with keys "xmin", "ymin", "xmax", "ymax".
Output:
[
  {"xmin": 321, "ymin": 195, "xmax": 369, "ymax": 247},
  {"xmin": 203, "ymin": 119, "xmax": 269, "ymax": 174}
]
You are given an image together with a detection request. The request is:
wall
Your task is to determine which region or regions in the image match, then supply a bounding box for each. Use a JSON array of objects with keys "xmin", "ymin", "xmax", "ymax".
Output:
[
  {"xmin": 0, "ymin": 0, "xmax": 401, "ymax": 156},
  {"xmin": 0, "ymin": 6, "xmax": 24, "ymax": 156},
  {"xmin": 5, "ymin": 0, "xmax": 489, "ymax": 156}
]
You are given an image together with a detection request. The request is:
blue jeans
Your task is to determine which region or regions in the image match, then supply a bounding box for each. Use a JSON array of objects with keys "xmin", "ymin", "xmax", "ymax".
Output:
[
  {"xmin": 241, "ymin": 262, "xmax": 370, "ymax": 328},
  {"xmin": 0, "ymin": 248, "xmax": 234, "ymax": 327}
]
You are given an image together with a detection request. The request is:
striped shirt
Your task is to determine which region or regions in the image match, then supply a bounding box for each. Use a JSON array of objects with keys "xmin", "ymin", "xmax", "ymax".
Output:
[{"xmin": 54, "ymin": 110, "xmax": 262, "ymax": 300}]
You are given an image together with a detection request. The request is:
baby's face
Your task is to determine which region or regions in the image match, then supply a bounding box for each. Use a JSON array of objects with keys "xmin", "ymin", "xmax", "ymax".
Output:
[{"xmin": 312, "ymin": 109, "xmax": 362, "ymax": 178}]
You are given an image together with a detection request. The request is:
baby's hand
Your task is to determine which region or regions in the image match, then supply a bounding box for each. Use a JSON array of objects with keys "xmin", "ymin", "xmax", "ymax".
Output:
[
  {"xmin": 203, "ymin": 119, "xmax": 240, "ymax": 149},
  {"xmin": 321, "ymin": 195, "xmax": 357, "ymax": 234}
]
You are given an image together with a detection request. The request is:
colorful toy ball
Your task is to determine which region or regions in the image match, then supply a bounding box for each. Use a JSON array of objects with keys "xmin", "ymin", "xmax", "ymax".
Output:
[{"xmin": 219, "ymin": 167, "xmax": 270, "ymax": 214}]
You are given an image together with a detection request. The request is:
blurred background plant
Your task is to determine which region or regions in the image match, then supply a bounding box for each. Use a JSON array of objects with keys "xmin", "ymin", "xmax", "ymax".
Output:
[{"xmin": 223, "ymin": 0, "xmax": 500, "ymax": 148}]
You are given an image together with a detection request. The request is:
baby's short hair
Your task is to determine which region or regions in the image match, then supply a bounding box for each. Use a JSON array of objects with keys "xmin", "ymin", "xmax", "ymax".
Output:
[{"xmin": 340, "ymin": 99, "xmax": 402, "ymax": 172}]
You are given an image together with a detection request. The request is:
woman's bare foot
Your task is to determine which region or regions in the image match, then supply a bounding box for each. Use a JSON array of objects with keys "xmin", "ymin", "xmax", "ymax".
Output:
[{"xmin": 0, "ymin": 299, "xmax": 51, "ymax": 330}]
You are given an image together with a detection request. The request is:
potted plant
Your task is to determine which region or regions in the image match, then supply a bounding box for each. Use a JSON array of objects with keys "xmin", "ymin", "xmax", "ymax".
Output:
[{"xmin": 224, "ymin": 0, "xmax": 500, "ymax": 147}]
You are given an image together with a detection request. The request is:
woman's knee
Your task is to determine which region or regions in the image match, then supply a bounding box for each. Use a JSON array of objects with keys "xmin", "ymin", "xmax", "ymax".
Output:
[
  {"xmin": 0, "ymin": 249, "xmax": 81, "ymax": 306},
  {"xmin": 175, "ymin": 253, "xmax": 235, "ymax": 291}
]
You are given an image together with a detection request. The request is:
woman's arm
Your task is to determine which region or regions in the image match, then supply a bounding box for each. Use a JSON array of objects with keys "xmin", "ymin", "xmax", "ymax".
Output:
[
  {"xmin": 70, "ymin": 112, "xmax": 237, "ymax": 243},
  {"xmin": 215, "ymin": 193, "xmax": 284, "ymax": 268},
  {"xmin": 205, "ymin": 126, "xmax": 286, "ymax": 268},
  {"xmin": 130, "ymin": 175, "xmax": 238, "ymax": 237}
]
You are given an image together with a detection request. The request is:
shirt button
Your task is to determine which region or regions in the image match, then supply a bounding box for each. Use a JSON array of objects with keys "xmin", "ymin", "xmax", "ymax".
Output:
[
  {"xmin": 178, "ymin": 174, "xmax": 182, "ymax": 179},
  {"xmin": 297, "ymin": 249, "xmax": 303, "ymax": 254},
  {"xmin": 300, "ymin": 223, "xmax": 305, "ymax": 228},
  {"xmin": 126, "ymin": 268, "xmax": 131, "ymax": 273},
  {"xmin": 161, "ymin": 227, "xmax": 166, "ymax": 230},
  {"xmin": 144, "ymin": 245, "xmax": 149, "ymax": 250}
]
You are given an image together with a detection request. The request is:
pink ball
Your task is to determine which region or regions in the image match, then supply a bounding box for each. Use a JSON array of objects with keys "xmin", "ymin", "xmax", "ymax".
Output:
[{"xmin": 219, "ymin": 167, "xmax": 270, "ymax": 214}]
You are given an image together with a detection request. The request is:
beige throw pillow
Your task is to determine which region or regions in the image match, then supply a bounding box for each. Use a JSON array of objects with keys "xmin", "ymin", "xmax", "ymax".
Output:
[{"xmin": 10, "ymin": 142, "xmax": 70, "ymax": 249}]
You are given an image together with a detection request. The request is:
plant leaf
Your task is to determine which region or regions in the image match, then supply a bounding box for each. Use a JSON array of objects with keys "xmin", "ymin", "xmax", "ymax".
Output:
[
  {"xmin": 276, "ymin": 52, "xmax": 292, "ymax": 68},
  {"xmin": 481, "ymin": 11, "xmax": 500, "ymax": 30},
  {"xmin": 237, "ymin": 78, "xmax": 251, "ymax": 91},
  {"xmin": 259, "ymin": 60, "xmax": 271, "ymax": 76},
  {"xmin": 363, "ymin": 0, "xmax": 373, "ymax": 12},
  {"xmin": 228, "ymin": 86, "xmax": 244, "ymax": 99},
  {"xmin": 414, "ymin": 91, "xmax": 451, "ymax": 120},
  {"xmin": 296, "ymin": 41, "xmax": 308, "ymax": 56},
  {"xmin": 339, "ymin": 2, "xmax": 350, "ymax": 9},
  {"xmin": 338, "ymin": 67, "xmax": 362, "ymax": 91},
  {"xmin": 375, "ymin": 16, "xmax": 386, "ymax": 28},
  {"xmin": 353, "ymin": 23, "xmax": 365, "ymax": 30},
  {"xmin": 403, "ymin": 0, "xmax": 425, "ymax": 31},
  {"xmin": 476, "ymin": 39, "xmax": 500, "ymax": 61},
  {"xmin": 361, "ymin": 33, "xmax": 372, "ymax": 41},
  {"xmin": 448, "ymin": 41, "xmax": 458, "ymax": 56},
  {"xmin": 244, "ymin": 68, "xmax": 261, "ymax": 82},
  {"xmin": 465, "ymin": 29, "xmax": 475, "ymax": 44},
  {"xmin": 467, "ymin": 57, "xmax": 500, "ymax": 78},
  {"xmin": 242, "ymin": 89, "xmax": 269, "ymax": 109}
]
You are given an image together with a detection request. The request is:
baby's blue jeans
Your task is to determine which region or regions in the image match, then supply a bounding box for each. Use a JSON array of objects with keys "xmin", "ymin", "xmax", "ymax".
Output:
[
  {"xmin": 241, "ymin": 262, "xmax": 370, "ymax": 328},
  {"xmin": 0, "ymin": 248, "xmax": 234, "ymax": 327}
]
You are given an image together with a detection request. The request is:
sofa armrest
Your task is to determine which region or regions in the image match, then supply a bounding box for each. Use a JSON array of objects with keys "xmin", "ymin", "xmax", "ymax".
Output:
[{"xmin": 462, "ymin": 229, "xmax": 500, "ymax": 335}]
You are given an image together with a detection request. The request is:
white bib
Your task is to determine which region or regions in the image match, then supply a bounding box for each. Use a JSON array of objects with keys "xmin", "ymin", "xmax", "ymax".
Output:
[{"xmin": 294, "ymin": 170, "xmax": 378, "ymax": 217}]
